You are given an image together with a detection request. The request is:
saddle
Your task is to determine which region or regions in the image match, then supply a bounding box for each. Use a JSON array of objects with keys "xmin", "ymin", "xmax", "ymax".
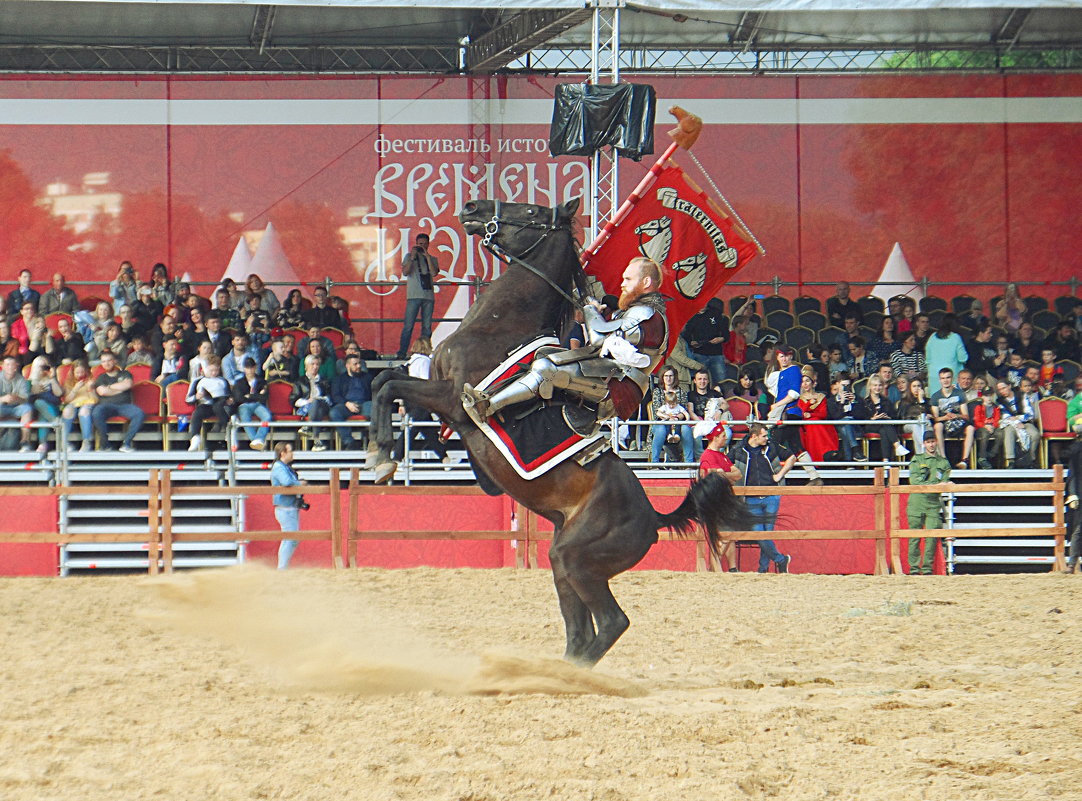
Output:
[{"xmin": 465, "ymin": 336, "xmax": 610, "ymax": 480}]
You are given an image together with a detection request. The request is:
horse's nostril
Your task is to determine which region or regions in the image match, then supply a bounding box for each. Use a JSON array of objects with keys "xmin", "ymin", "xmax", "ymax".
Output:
[{"xmin": 463, "ymin": 201, "xmax": 477, "ymax": 214}]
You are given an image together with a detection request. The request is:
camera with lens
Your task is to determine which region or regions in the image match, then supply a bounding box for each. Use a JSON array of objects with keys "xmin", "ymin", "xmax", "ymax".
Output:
[{"xmin": 297, "ymin": 496, "xmax": 310, "ymax": 511}]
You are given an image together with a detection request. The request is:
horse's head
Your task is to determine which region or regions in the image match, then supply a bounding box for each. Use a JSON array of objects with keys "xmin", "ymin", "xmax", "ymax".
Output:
[{"xmin": 459, "ymin": 197, "xmax": 580, "ymax": 258}]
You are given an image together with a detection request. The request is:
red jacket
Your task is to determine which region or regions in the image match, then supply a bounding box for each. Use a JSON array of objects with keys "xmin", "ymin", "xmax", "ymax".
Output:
[{"xmin": 973, "ymin": 401, "xmax": 1000, "ymax": 428}]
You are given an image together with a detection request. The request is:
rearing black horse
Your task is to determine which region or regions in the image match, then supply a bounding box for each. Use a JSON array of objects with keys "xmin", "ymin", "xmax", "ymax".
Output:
[{"xmin": 370, "ymin": 197, "xmax": 752, "ymax": 666}]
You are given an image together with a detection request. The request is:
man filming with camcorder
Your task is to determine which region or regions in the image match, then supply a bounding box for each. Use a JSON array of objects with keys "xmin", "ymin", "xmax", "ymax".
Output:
[{"xmin": 271, "ymin": 442, "xmax": 307, "ymax": 569}]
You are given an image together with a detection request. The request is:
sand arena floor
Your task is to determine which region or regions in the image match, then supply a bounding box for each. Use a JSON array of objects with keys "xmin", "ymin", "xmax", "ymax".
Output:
[{"xmin": 2, "ymin": 566, "xmax": 1081, "ymax": 801}]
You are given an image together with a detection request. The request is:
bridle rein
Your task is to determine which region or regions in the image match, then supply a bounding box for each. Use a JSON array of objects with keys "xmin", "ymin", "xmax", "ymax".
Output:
[{"xmin": 479, "ymin": 200, "xmax": 583, "ymax": 310}]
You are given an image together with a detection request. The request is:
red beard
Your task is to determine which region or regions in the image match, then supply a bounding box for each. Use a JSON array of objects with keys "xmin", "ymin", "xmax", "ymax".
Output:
[{"xmin": 617, "ymin": 287, "xmax": 643, "ymax": 311}]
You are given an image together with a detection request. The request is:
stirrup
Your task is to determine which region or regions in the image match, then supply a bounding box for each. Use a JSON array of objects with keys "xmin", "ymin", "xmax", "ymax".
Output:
[{"xmin": 461, "ymin": 382, "xmax": 491, "ymax": 427}]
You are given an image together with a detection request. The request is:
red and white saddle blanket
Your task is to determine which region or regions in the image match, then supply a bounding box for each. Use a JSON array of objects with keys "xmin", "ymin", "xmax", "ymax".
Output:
[{"xmin": 469, "ymin": 337, "xmax": 610, "ymax": 481}]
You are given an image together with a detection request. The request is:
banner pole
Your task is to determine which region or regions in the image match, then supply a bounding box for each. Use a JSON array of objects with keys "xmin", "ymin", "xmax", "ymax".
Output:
[
  {"xmin": 582, "ymin": 140, "xmax": 679, "ymax": 265},
  {"xmin": 582, "ymin": 106, "xmax": 701, "ymax": 265}
]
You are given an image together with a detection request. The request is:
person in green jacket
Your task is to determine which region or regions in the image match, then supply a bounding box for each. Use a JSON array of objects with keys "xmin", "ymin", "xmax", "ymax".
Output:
[
  {"xmin": 907, "ymin": 429, "xmax": 953, "ymax": 575},
  {"xmin": 1067, "ymin": 379, "xmax": 1082, "ymax": 434}
]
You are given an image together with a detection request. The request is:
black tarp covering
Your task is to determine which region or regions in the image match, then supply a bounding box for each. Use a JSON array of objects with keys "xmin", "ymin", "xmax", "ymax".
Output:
[{"xmin": 548, "ymin": 83, "xmax": 656, "ymax": 161}]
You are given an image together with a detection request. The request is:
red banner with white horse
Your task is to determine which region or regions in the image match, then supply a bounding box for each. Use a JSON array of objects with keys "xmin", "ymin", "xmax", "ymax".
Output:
[{"xmin": 584, "ymin": 165, "xmax": 760, "ymax": 352}]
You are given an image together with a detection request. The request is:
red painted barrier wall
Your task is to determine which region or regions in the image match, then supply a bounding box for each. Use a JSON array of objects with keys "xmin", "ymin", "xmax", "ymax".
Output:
[
  {"xmin": 0, "ymin": 487, "xmax": 933, "ymax": 576},
  {"xmin": 0, "ymin": 497, "xmax": 59, "ymax": 576}
]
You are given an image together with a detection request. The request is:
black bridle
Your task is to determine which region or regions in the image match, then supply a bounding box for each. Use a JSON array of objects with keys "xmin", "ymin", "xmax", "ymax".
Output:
[{"xmin": 479, "ymin": 200, "xmax": 583, "ymax": 310}]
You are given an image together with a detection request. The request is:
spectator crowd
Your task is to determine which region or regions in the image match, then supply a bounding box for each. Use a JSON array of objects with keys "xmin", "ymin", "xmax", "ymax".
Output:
[
  {"xmin": 647, "ymin": 281, "xmax": 1082, "ymax": 470},
  {"xmin": 0, "ymin": 265, "xmax": 374, "ymax": 454}
]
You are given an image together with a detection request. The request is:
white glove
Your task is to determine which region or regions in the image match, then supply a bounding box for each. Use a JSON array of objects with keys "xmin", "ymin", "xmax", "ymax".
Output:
[{"xmin": 600, "ymin": 335, "xmax": 650, "ymax": 369}]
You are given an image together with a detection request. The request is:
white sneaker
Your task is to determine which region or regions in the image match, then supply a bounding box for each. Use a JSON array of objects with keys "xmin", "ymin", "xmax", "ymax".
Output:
[
  {"xmin": 311, "ymin": 440, "xmax": 327, "ymax": 452},
  {"xmin": 894, "ymin": 442, "xmax": 909, "ymax": 457},
  {"xmin": 119, "ymin": 444, "xmax": 136, "ymax": 454},
  {"xmin": 188, "ymin": 435, "xmax": 202, "ymax": 452},
  {"xmin": 18, "ymin": 443, "xmax": 31, "ymax": 453},
  {"xmin": 79, "ymin": 441, "xmax": 91, "ymax": 452},
  {"xmin": 250, "ymin": 439, "xmax": 266, "ymax": 451},
  {"xmin": 36, "ymin": 443, "xmax": 47, "ymax": 454}
]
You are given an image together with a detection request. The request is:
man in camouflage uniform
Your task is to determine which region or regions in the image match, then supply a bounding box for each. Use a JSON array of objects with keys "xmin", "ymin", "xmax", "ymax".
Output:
[{"xmin": 907, "ymin": 429, "xmax": 953, "ymax": 575}]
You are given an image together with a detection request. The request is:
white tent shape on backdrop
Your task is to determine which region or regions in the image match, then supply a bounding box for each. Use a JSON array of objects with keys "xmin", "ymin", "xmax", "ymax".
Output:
[
  {"xmin": 246, "ymin": 222, "xmax": 303, "ymax": 299},
  {"xmin": 219, "ymin": 236, "xmax": 253, "ymax": 285},
  {"xmin": 431, "ymin": 282, "xmax": 471, "ymax": 346},
  {"xmin": 870, "ymin": 242, "xmax": 924, "ymax": 306}
]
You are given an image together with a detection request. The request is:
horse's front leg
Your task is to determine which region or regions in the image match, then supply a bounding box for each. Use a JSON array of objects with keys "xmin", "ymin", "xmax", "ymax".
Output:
[{"xmin": 370, "ymin": 373, "xmax": 458, "ymax": 484}]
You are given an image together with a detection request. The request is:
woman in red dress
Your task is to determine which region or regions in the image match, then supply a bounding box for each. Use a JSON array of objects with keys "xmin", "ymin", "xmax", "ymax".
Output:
[{"xmin": 797, "ymin": 368, "xmax": 839, "ymax": 462}]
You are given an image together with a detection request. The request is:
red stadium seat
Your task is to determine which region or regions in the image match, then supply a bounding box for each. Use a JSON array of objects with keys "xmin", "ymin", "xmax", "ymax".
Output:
[{"xmin": 1038, "ymin": 396, "xmax": 1074, "ymax": 468}]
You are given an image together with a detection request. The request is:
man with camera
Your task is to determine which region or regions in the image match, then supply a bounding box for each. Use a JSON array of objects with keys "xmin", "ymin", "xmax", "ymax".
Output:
[
  {"xmin": 397, "ymin": 233, "xmax": 438, "ymax": 360},
  {"xmin": 271, "ymin": 442, "xmax": 307, "ymax": 569}
]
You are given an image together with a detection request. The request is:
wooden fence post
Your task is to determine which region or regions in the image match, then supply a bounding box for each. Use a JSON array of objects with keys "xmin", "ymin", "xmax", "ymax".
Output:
[
  {"xmin": 347, "ymin": 468, "xmax": 359, "ymax": 568},
  {"xmin": 161, "ymin": 469, "xmax": 174, "ymax": 573},
  {"xmin": 887, "ymin": 468, "xmax": 903, "ymax": 575},
  {"xmin": 147, "ymin": 469, "xmax": 160, "ymax": 576},
  {"xmin": 873, "ymin": 467, "xmax": 887, "ymax": 576},
  {"xmin": 527, "ymin": 510, "xmax": 538, "ymax": 569},
  {"xmin": 329, "ymin": 468, "xmax": 343, "ymax": 569},
  {"xmin": 1052, "ymin": 463, "xmax": 1067, "ymax": 572},
  {"xmin": 512, "ymin": 501, "xmax": 525, "ymax": 569}
]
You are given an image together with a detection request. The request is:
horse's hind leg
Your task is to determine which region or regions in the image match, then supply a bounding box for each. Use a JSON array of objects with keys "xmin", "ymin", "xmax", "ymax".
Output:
[
  {"xmin": 550, "ymin": 549, "xmax": 596, "ymax": 662},
  {"xmin": 563, "ymin": 574, "xmax": 629, "ymax": 668}
]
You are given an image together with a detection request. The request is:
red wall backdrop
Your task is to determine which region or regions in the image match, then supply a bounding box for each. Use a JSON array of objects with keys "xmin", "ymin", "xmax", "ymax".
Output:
[
  {"xmin": 1, "ymin": 73, "xmax": 1079, "ymax": 352},
  {"xmin": 0, "ymin": 489, "xmax": 900, "ymax": 576}
]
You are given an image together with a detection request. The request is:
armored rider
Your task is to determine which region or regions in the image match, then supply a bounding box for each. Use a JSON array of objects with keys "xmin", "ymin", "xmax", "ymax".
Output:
[{"xmin": 462, "ymin": 257, "xmax": 668, "ymax": 434}]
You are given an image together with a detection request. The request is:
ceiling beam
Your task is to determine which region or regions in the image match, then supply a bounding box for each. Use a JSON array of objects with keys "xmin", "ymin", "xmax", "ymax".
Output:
[
  {"xmin": 249, "ymin": 6, "xmax": 279, "ymax": 55},
  {"xmin": 466, "ymin": 8, "xmax": 592, "ymax": 73},
  {"xmin": 729, "ymin": 11, "xmax": 764, "ymax": 51},
  {"xmin": 992, "ymin": 9, "xmax": 1032, "ymax": 52}
]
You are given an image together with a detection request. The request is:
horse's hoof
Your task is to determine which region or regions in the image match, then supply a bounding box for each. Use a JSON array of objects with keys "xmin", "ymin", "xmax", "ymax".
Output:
[
  {"xmin": 374, "ymin": 461, "xmax": 398, "ymax": 485},
  {"xmin": 363, "ymin": 446, "xmax": 379, "ymax": 470}
]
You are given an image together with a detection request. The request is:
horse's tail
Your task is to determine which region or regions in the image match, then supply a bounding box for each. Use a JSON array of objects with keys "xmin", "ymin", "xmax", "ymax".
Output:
[{"xmin": 655, "ymin": 473, "xmax": 755, "ymax": 558}]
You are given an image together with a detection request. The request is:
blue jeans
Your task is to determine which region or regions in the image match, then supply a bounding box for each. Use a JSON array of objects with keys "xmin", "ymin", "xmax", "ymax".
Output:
[
  {"xmin": 744, "ymin": 495, "xmax": 786, "ymax": 572},
  {"xmin": 91, "ymin": 402, "xmax": 146, "ymax": 448},
  {"xmin": 690, "ymin": 351, "xmax": 731, "ymax": 384},
  {"xmin": 329, "ymin": 401, "xmax": 372, "ymax": 447},
  {"xmin": 275, "ymin": 505, "xmax": 300, "ymax": 569},
  {"xmin": 651, "ymin": 423, "xmax": 694, "ymax": 462},
  {"xmin": 837, "ymin": 417, "xmax": 859, "ymax": 460},
  {"xmin": 237, "ymin": 402, "xmax": 271, "ymax": 443},
  {"xmin": 63, "ymin": 405, "xmax": 94, "ymax": 443},
  {"xmin": 33, "ymin": 399, "xmax": 58, "ymax": 444},
  {"xmin": 398, "ymin": 297, "xmax": 434, "ymax": 358}
]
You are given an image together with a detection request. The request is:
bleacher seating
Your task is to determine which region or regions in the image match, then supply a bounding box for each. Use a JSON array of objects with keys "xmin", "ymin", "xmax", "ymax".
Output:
[
  {"xmin": 792, "ymin": 296, "xmax": 821, "ymax": 315},
  {"xmin": 1032, "ymin": 309, "xmax": 1061, "ymax": 332},
  {"xmin": 784, "ymin": 326, "xmax": 815, "ymax": 350},
  {"xmin": 79, "ymin": 295, "xmax": 109, "ymax": 312},
  {"xmin": 44, "ymin": 312, "xmax": 72, "ymax": 337},
  {"xmin": 920, "ymin": 295, "xmax": 947, "ymax": 314},
  {"xmin": 1037, "ymin": 396, "xmax": 1074, "ymax": 467},
  {"xmin": 766, "ymin": 310, "xmax": 794, "ymax": 331},
  {"xmin": 951, "ymin": 294, "xmax": 977, "ymax": 314},
  {"xmin": 1054, "ymin": 295, "xmax": 1078, "ymax": 317},
  {"xmin": 857, "ymin": 295, "xmax": 884, "ymax": 315},
  {"xmin": 1023, "ymin": 295, "xmax": 1049, "ymax": 314},
  {"xmin": 761, "ymin": 295, "xmax": 790, "ymax": 314},
  {"xmin": 797, "ymin": 310, "xmax": 826, "ymax": 331},
  {"xmin": 165, "ymin": 380, "xmax": 195, "ymax": 449}
]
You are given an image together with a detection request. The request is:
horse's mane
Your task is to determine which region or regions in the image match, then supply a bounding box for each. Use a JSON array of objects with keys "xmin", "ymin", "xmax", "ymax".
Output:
[{"xmin": 555, "ymin": 217, "xmax": 589, "ymax": 337}]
